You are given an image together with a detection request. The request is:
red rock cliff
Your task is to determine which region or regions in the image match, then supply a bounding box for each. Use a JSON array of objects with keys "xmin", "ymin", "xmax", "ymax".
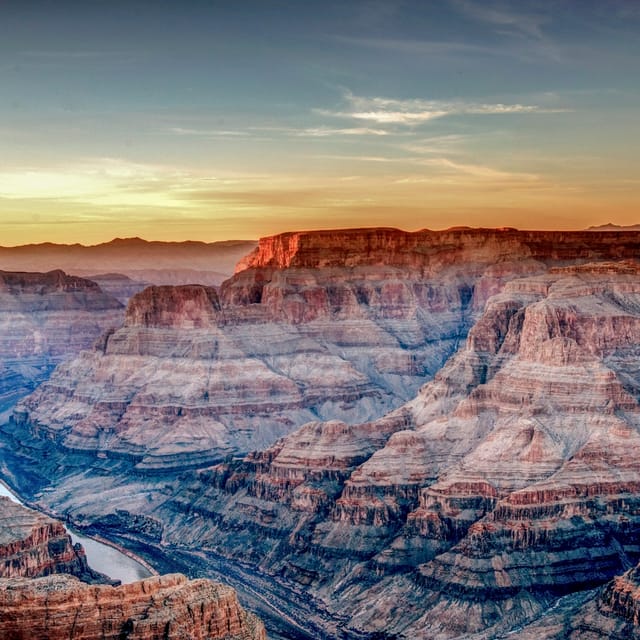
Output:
[{"xmin": 0, "ymin": 573, "xmax": 266, "ymax": 640}]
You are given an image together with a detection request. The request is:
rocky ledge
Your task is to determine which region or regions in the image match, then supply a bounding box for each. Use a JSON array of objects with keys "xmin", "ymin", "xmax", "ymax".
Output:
[
  {"xmin": 0, "ymin": 573, "xmax": 266, "ymax": 640},
  {"xmin": 0, "ymin": 496, "xmax": 99, "ymax": 582},
  {"xmin": 0, "ymin": 496, "xmax": 266, "ymax": 640}
]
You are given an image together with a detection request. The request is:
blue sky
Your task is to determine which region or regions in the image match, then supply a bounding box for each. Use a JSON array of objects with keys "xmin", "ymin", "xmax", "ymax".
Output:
[{"xmin": 1, "ymin": 0, "xmax": 639, "ymax": 244}]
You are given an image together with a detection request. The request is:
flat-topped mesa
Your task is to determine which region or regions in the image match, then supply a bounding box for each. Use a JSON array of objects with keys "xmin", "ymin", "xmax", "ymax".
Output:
[
  {"xmin": 124, "ymin": 285, "xmax": 221, "ymax": 329},
  {"xmin": 234, "ymin": 227, "xmax": 640, "ymax": 273},
  {"xmin": 0, "ymin": 269, "xmax": 98, "ymax": 293},
  {"xmin": 0, "ymin": 497, "xmax": 99, "ymax": 582},
  {"xmin": 0, "ymin": 573, "xmax": 266, "ymax": 640},
  {"xmin": 0, "ymin": 269, "xmax": 122, "ymax": 312}
]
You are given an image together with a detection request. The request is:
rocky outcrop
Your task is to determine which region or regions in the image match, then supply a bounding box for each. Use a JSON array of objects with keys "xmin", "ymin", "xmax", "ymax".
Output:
[
  {"xmin": 0, "ymin": 495, "xmax": 267, "ymax": 639},
  {"xmin": 0, "ymin": 496, "xmax": 99, "ymax": 582},
  {"xmin": 0, "ymin": 270, "xmax": 123, "ymax": 412},
  {"xmin": 124, "ymin": 285, "xmax": 222, "ymax": 329},
  {"xmin": 0, "ymin": 573, "xmax": 266, "ymax": 640}
]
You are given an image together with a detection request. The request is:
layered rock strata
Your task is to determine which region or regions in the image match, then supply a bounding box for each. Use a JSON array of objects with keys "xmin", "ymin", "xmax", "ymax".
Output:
[
  {"xmin": 0, "ymin": 496, "xmax": 266, "ymax": 640},
  {"xmin": 150, "ymin": 260, "xmax": 640, "ymax": 638},
  {"xmin": 0, "ymin": 573, "xmax": 266, "ymax": 640},
  {"xmin": 0, "ymin": 496, "xmax": 97, "ymax": 582},
  {"xmin": 7, "ymin": 230, "xmax": 640, "ymax": 638},
  {"xmin": 0, "ymin": 270, "xmax": 123, "ymax": 410},
  {"xmin": 13, "ymin": 228, "xmax": 640, "ymax": 471}
]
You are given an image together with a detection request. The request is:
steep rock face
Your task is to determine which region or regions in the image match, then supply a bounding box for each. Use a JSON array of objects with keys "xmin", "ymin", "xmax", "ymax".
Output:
[
  {"xmin": 0, "ymin": 497, "xmax": 97, "ymax": 582},
  {"xmin": 0, "ymin": 270, "xmax": 123, "ymax": 411},
  {"xmin": 147, "ymin": 260, "xmax": 640, "ymax": 639},
  {"xmin": 0, "ymin": 573, "xmax": 266, "ymax": 640},
  {"xmin": 124, "ymin": 284, "xmax": 222, "ymax": 329},
  {"xmin": 14, "ymin": 228, "xmax": 640, "ymax": 472}
]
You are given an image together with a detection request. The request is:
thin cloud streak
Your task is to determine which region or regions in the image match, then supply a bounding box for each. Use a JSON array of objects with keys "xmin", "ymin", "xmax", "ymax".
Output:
[
  {"xmin": 316, "ymin": 92, "xmax": 571, "ymax": 125},
  {"xmin": 169, "ymin": 125, "xmax": 389, "ymax": 138},
  {"xmin": 449, "ymin": 0, "xmax": 547, "ymax": 40}
]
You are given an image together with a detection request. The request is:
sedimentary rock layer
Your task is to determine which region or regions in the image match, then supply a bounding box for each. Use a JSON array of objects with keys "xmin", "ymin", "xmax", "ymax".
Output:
[
  {"xmin": 0, "ymin": 497, "xmax": 97, "ymax": 582},
  {"xmin": 151, "ymin": 260, "xmax": 640, "ymax": 639},
  {"xmin": 0, "ymin": 573, "xmax": 266, "ymax": 640},
  {"xmin": 0, "ymin": 270, "xmax": 123, "ymax": 409},
  {"xmin": 8, "ymin": 229, "xmax": 640, "ymax": 638}
]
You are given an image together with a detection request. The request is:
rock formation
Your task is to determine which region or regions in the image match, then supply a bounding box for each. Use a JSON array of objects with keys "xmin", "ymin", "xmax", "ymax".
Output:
[
  {"xmin": 0, "ymin": 496, "xmax": 98, "ymax": 582},
  {"xmin": 153, "ymin": 259, "xmax": 640, "ymax": 638},
  {"xmin": 0, "ymin": 573, "xmax": 266, "ymax": 640},
  {"xmin": 0, "ymin": 496, "xmax": 266, "ymax": 640},
  {"xmin": 0, "ymin": 270, "xmax": 123, "ymax": 412},
  {"xmin": 6, "ymin": 228, "xmax": 640, "ymax": 638}
]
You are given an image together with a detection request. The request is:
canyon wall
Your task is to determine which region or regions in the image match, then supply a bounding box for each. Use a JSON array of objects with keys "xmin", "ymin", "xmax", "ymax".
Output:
[
  {"xmin": 0, "ymin": 270, "xmax": 123, "ymax": 412},
  {"xmin": 13, "ymin": 228, "xmax": 640, "ymax": 472},
  {"xmin": 0, "ymin": 496, "xmax": 98, "ymax": 582},
  {"xmin": 0, "ymin": 574, "xmax": 266, "ymax": 640}
]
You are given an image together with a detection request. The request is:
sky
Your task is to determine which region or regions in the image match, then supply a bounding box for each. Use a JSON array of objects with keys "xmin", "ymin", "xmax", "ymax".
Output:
[{"xmin": 0, "ymin": 0, "xmax": 639, "ymax": 245}]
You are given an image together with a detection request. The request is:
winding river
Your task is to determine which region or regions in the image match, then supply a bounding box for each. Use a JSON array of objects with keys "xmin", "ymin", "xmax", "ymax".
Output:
[{"xmin": 0, "ymin": 482, "xmax": 152, "ymax": 584}]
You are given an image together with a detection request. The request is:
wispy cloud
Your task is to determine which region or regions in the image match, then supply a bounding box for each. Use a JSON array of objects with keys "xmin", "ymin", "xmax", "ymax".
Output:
[
  {"xmin": 417, "ymin": 157, "xmax": 540, "ymax": 182},
  {"xmin": 447, "ymin": 0, "xmax": 565, "ymax": 62},
  {"xmin": 449, "ymin": 0, "xmax": 547, "ymax": 40},
  {"xmin": 169, "ymin": 125, "xmax": 389, "ymax": 138},
  {"xmin": 291, "ymin": 126, "xmax": 389, "ymax": 137},
  {"xmin": 316, "ymin": 91, "xmax": 570, "ymax": 125},
  {"xmin": 169, "ymin": 127, "xmax": 249, "ymax": 138},
  {"xmin": 333, "ymin": 35, "xmax": 503, "ymax": 58}
]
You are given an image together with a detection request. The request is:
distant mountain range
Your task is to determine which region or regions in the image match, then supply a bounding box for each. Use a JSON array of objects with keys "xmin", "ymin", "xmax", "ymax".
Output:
[
  {"xmin": 587, "ymin": 223, "xmax": 640, "ymax": 231},
  {"xmin": 0, "ymin": 237, "xmax": 257, "ymax": 286}
]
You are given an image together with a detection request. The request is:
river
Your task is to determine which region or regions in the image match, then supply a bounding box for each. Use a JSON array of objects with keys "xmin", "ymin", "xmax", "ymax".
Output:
[{"xmin": 0, "ymin": 482, "xmax": 152, "ymax": 584}]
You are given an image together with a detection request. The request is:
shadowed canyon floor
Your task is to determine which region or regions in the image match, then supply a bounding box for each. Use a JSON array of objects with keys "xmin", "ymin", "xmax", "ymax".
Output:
[{"xmin": 3, "ymin": 228, "xmax": 640, "ymax": 638}]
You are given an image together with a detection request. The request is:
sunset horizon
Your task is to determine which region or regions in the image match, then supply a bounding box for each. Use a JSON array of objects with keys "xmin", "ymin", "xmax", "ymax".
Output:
[{"xmin": 1, "ymin": 0, "xmax": 638, "ymax": 245}]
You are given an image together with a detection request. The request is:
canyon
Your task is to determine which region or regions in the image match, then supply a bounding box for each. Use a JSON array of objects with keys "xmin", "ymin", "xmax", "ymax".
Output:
[
  {"xmin": 3, "ymin": 227, "xmax": 640, "ymax": 638},
  {"xmin": 0, "ymin": 495, "xmax": 266, "ymax": 639}
]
